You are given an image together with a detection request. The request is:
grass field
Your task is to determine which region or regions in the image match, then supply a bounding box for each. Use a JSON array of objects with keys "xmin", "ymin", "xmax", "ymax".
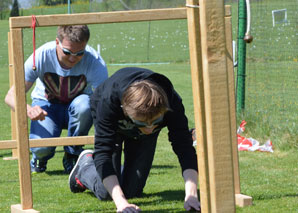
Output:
[
  {"xmin": 0, "ymin": 0, "xmax": 297, "ymax": 212},
  {"xmin": 1, "ymin": 140, "xmax": 298, "ymax": 212},
  {"xmin": 227, "ymin": 0, "xmax": 298, "ymax": 151},
  {"xmin": 0, "ymin": 62, "xmax": 297, "ymax": 212}
]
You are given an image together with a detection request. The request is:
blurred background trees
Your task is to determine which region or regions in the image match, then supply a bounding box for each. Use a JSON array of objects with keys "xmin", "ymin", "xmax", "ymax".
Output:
[{"xmin": 10, "ymin": 0, "xmax": 19, "ymax": 17}]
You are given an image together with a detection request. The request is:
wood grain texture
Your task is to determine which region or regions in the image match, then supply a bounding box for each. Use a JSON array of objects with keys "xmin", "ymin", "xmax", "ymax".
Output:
[
  {"xmin": 10, "ymin": 6, "xmax": 232, "ymax": 29},
  {"xmin": 224, "ymin": 9, "xmax": 241, "ymax": 195},
  {"xmin": 11, "ymin": 28, "xmax": 33, "ymax": 210},
  {"xmin": 10, "ymin": 8, "xmax": 186, "ymax": 28},
  {"xmin": 198, "ymin": 0, "xmax": 236, "ymax": 212},
  {"xmin": 0, "ymin": 136, "xmax": 94, "ymax": 150},
  {"xmin": 186, "ymin": 0, "xmax": 211, "ymax": 212},
  {"xmin": 7, "ymin": 32, "xmax": 18, "ymax": 159}
]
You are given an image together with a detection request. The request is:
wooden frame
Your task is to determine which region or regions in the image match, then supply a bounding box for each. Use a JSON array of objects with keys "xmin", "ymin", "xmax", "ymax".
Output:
[
  {"xmin": 3, "ymin": 31, "xmax": 18, "ymax": 160},
  {"xmin": 1, "ymin": 1, "xmax": 252, "ymax": 212}
]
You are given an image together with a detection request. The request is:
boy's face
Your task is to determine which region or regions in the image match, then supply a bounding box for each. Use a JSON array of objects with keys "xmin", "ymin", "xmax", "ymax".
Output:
[
  {"xmin": 129, "ymin": 113, "xmax": 164, "ymax": 135},
  {"xmin": 56, "ymin": 38, "xmax": 87, "ymax": 69}
]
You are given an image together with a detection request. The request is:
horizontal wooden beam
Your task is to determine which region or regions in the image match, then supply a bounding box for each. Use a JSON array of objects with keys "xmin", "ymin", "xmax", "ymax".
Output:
[
  {"xmin": 0, "ymin": 140, "xmax": 16, "ymax": 149},
  {"xmin": 0, "ymin": 136, "xmax": 94, "ymax": 150},
  {"xmin": 10, "ymin": 6, "xmax": 231, "ymax": 29},
  {"xmin": 10, "ymin": 8, "xmax": 186, "ymax": 29}
]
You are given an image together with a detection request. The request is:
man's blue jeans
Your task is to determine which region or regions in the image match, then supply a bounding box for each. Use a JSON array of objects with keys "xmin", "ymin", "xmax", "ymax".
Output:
[{"xmin": 30, "ymin": 94, "xmax": 93, "ymax": 164}]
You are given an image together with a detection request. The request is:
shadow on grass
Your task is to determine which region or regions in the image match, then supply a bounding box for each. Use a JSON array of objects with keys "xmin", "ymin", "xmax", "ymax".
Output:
[
  {"xmin": 44, "ymin": 164, "xmax": 177, "ymax": 177},
  {"xmin": 0, "ymin": 150, "xmax": 16, "ymax": 158},
  {"xmin": 144, "ymin": 189, "xmax": 185, "ymax": 200},
  {"xmin": 151, "ymin": 165, "xmax": 176, "ymax": 169},
  {"xmin": 44, "ymin": 170, "xmax": 68, "ymax": 176},
  {"xmin": 139, "ymin": 190, "xmax": 200, "ymax": 212},
  {"xmin": 150, "ymin": 164, "xmax": 178, "ymax": 175},
  {"xmin": 253, "ymin": 193, "xmax": 298, "ymax": 201},
  {"xmin": 73, "ymin": 189, "xmax": 200, "ymax": 212}
]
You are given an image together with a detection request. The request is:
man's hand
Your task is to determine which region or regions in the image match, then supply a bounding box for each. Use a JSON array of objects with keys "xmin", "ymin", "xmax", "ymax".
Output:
[
  {"xmin": 27, "ymin": 105, "xmax": 48, "ymax": 121},
  {"xmin": 184, "ymin": 194, "xmax": 201, "ymax": 212}
]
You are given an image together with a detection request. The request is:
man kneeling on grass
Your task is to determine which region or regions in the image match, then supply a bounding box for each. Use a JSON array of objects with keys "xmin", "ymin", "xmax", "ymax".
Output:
[{"xmin": 69, "ymin": 67, "xmax": 200, "ymax": 212}]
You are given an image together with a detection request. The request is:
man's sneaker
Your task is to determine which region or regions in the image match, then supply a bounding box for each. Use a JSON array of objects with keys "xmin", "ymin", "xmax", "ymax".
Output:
[
  {"xmin": 69, "ymin": 150, "xmax": 93, "ymax": 193},
  {"xmin": 31, "ymin": 160, "xmax": 47, "ymax": 174},
  {"xmin": 63, "ymin": 152, "xmax": 79, "ymax": 174}
]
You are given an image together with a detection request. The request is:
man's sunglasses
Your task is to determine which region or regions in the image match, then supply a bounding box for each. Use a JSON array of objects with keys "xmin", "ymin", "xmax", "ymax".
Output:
[
  {"xmin": 58, "ymin": 40, "xmax": 85, "ymax": 56},
  {"xmin": 130, "ymin": 114, "xmax": 164, "ymax": 128}
]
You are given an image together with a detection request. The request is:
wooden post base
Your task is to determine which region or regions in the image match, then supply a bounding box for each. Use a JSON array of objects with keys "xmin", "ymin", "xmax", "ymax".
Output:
[
  {"xmin": 3, "ymin": 149, "xmax": 18, "ymax": 160},
  {"xmin": 235, "ymin": 194, "xmax": 253, "ymax": 207},
  {"xmin": 3, "ymin": 156, "xmax": 18, "ymax": 160},
  {"xmin": 11, "ymin": 204, "xmax": 39, "ymax": 213}
]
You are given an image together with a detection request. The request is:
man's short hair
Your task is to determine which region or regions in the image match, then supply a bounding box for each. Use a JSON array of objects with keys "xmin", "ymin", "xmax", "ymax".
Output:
[
  {"xmin": 121, "ymin": 80, "xmax": 169, "ymax": 120},
  {"xmin": 57, "ymin": 25, "xmax": 90, "ymax": 43}
]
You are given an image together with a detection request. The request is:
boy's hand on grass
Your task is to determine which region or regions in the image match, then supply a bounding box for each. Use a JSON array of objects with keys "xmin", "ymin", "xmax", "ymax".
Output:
[
  {"xmin": 116, "ymin": 203, "xmax": 141, "ymax": 213},
  {"xmin": 184, "ymin": 195, "xmax": 201, "ymax": 212},
  {"xmin": 103, "ymin": 175, "xmax": 141, "ymax": 213},
  {"xmin": 183, "ymin": 169, "xmax": 200, "ymax": 212}
]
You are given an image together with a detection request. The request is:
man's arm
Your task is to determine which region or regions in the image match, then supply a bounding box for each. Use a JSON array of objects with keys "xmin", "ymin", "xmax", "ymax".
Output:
[
  {"xmin": 103, "ymin": 175, "xmax": 141, "ymax": 212},
  {"xmin": 5, "ymin": 81, "xmax": 47, "ymax": 121},
  {"xmin": 183, "ymin": 169, "xmax": 201, "ymax": 211}
]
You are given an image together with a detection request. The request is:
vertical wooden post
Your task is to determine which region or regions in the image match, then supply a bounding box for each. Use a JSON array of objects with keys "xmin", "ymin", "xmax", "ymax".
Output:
[
  {"xmin": 198, "ymin": 0, "xmax": 236, "ymax": 212},
  {"xmin": 3, "ymin": 32, "xmax": 18, "ymax": 161},
  {"xmin": 186, "ymin": 0, "xmax": 211, "ymax": 212},
  {"xmin": 225, "ymin": 6, "xmax": 253, "ymax": 207},
  {"xmin": 224, "ymin": 5, "xmax": 241, "ymax": 195},
  {"xmin": 10, "ymin": 28, "xmax": 37, "ymax": 212}
]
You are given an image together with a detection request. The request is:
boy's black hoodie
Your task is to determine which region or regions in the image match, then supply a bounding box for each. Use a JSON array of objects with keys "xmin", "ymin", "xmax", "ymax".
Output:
[{"xmin": 90, "ymin": 67, "xmax": 198, "ymax": 181}]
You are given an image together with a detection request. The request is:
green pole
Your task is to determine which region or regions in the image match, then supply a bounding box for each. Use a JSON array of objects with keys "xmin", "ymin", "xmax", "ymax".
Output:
[
  {"xmin": 236, "ymin": 0, "xmax": 247, "ymax": 112},
  {"xmin": 68, "ymin": 0, "xmax": 71, "ymax": 14}
]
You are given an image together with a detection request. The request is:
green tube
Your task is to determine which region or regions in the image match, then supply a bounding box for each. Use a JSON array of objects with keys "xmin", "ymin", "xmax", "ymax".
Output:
[
  {"xmin": 236, "ymin": 0, "xmax": 247, "ymax": 112},
  {"xmin": 68, "ymin": 0, "xmax": 71, "ymax": 14}
]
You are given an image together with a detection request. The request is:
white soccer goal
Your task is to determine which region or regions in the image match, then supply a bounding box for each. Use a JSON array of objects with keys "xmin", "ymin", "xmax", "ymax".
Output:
[{"xmin": 272, "ymin": 9, "xmax": 287, "ymax": 27}]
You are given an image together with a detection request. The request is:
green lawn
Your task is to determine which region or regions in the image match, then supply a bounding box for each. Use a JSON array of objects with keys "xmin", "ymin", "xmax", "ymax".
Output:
[
  {"xmin": 1, "ymin": 135, "xmax": 298, "ymax": 212},
  {"xmin": 0, "ymin": 63, "xmax": 297, "ymax": 212}
]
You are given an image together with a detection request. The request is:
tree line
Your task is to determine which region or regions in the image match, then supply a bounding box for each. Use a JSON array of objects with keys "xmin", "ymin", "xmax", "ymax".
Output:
[
  {"xmin": 0, "ymin": 0, "xmax": 186, "ymax": 20},
  {"xmin": 0, "ymin": 0, "xmax": 77, "ymax": 19}
]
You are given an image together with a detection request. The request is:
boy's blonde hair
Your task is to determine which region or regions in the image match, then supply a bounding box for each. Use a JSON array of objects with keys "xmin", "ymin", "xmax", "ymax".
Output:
[{"xmin": 122, "ymin": 80, "xmax": 169, "ymax": 120}]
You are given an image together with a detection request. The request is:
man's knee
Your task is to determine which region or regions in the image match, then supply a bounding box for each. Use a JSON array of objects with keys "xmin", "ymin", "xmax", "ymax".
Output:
[
  {"xmin": 31, "ymin": 147, "xmax": 55, "ymax": 159},
  {"xmin": 69, "ymin": 95, "xmax": 91, "ymax": 116}
]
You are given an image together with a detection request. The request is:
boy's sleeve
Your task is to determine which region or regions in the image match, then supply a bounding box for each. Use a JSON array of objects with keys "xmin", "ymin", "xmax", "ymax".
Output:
[
  {"xmin": 92, "ymin": 95, "xmax": 120, "ymax": 180},
  {"xmin": 167, "ymin": 91, "xmax": 198, "ymax": 174}
]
